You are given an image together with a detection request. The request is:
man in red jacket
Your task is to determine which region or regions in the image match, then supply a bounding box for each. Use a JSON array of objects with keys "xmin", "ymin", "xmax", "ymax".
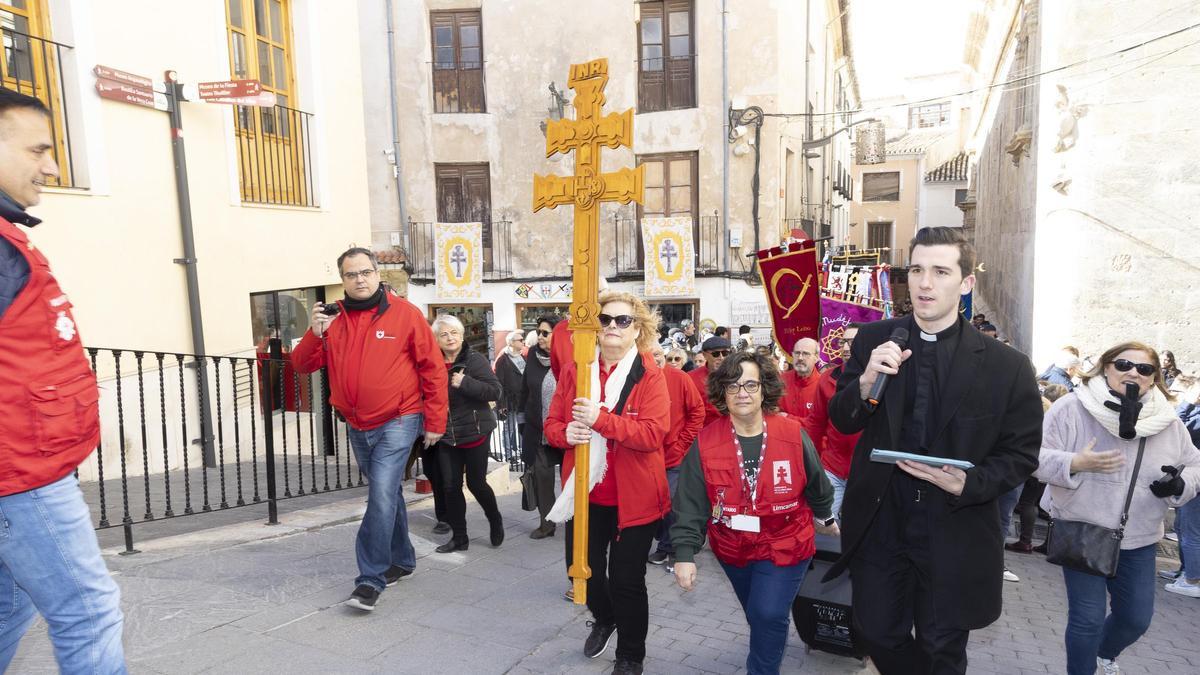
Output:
[
  {"xmin": 292, "ymin": 248, "xmax": 448, "ymax": 611},
  {"xmin": 688, "ymin": 336, "xmax": 732, "ymax": 427},
  {"xmin": 0, "ymin": 88, "xmax": 125, "ymax": 671},
  {"xmin": 801, "ymin": 324, "xmax": 861, "ymax": 519},
  {"xmin": 647, "ymin": 343, "xmax": 706, "ymax": 568},
  {"xmin": 780, "ymin": 337, "xmax": 821, "ymax": 423}
]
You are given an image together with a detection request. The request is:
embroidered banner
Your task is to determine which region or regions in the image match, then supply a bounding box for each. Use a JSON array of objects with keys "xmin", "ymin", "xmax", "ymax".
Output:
[
  {"xmin": 756, "ymin": 242, "xmax": 820, "ymax": 353},
  {"xmin": 435, "ymin": 222, "xmax": 483, "ymax": 300},
  {"xmin": 640, "ymin": 216, "xmax": 695, "ymax": 297},
  {"xmin": 819, "ymin": 296, "xmax": 884, "ymax": 367}
]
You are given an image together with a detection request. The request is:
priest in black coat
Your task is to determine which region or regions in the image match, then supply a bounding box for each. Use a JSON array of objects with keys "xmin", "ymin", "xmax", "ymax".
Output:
[{"xmin": 824, "ymin": 227, "xmax": 1043, "ymax": 675}]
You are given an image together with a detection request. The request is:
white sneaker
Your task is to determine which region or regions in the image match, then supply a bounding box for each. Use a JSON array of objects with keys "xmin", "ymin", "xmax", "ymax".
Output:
[
  {"xmin": 1003, "ymin": 568, "xmax": 1020, "ymax": 582},
  {"xmin": 1165, "ymin": 532, "xmax": 1179, "ymax": 542},
  {"xmin": 1164, "ymin": 578, "xmax": 1200, "ymax": 598},
  {"xmin": 1097, "ymin": 656, "xmax": 1120, "ymax": 674}
]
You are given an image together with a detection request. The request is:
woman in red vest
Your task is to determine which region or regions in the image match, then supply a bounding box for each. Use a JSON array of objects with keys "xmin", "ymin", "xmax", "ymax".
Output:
[{"xmin": 670, "ymin": 350, "xmax": 839, "ymax": 675}]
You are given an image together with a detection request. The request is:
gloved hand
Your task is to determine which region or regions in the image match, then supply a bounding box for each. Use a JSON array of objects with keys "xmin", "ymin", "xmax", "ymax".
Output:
[
  {"xmin": 1149, "ymin": 465, "xmax": 1185, "ymax": 498},
  {"xmin": 1104, "ymin": 383, "xmax": 1143, "ymax": 440}
]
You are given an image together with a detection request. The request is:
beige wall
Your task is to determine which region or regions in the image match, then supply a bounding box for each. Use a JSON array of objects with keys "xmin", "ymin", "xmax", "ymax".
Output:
[
  {"xmin": 29, "ymin": 0, "xmax": 370, "ymax": 358},
  {"xmin": 849, "ymin": 155, "xmax": 922, "ymax": 266}
]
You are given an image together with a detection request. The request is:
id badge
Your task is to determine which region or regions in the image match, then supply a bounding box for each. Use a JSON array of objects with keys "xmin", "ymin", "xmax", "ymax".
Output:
[{"xmin": 729, "ymin": 514, "xmax": 760, "ymax": 532}]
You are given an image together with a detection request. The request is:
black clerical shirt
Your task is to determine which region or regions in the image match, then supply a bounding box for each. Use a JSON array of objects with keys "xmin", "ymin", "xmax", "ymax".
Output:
[{"xmin": 899, "ymin": 318, "xmax": 962, "ymax": 453}]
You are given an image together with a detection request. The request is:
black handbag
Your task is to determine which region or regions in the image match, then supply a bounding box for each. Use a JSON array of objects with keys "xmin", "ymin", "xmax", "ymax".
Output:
[
  {"xmin": 1045, "ymin": 437, "xmax": 1146, "ymax": 578},
  {"xmin": 519, "ymin": 469, "xmax": 538, "ymax": 512}
]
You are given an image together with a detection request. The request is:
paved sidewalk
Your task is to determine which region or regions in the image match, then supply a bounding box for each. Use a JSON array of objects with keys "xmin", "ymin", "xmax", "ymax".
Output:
[{"xmin": 9, "ymin": 486, "xmax": 1200, "ymax": 674}]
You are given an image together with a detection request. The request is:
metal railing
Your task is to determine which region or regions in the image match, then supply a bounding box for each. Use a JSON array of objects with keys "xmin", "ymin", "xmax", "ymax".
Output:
[
  {"xmin": 81, "ymin": 348, "xmax": 364, "ymax": 553},
  {"xmin": 1, "ymin": 27, "xmax": 79, "ymax": 188},
  {"xmin": 614, "ymin": 214, "xmax": 721, "ymax": 276},
  {"xmin": 406, "ymin": 219, "xmax": 513, "ymax": 281},
  {"xmin": 234, "ymin": 103, "xmax": 317, "ymax": 207},
  {"xmin": 638, "ymin": 54, "xmax": 696, "ymax": 112},
  {"xmin": 432, "ymin": 60, "xmax": 486, "ymax": 114},
  {"xmin": 783, "ymin": 218, "xmax": 813, "ymax": 239}
]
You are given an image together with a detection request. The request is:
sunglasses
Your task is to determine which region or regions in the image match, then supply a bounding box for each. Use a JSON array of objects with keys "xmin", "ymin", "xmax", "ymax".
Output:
[
  {"xmin": 598, "ymin": 314, "xmax": 635, "ymax": 329},
  {"xmin": 1112, "ymin": 359, "xmax": 1155, "ymax": 377},
  {"xmin": 707, "ymin": 349, "xmax": 730, "ymax": 358},
  {"xmin": 537, "ymin": 329, "xmax": 552, "ymax": 337},
  {"xmin": 667, "ymin": 356, "xmax": 684, "ymax": 362}
]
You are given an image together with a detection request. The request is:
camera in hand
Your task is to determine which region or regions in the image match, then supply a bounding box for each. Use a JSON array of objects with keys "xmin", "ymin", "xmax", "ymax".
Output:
[{"xmin": 320, "ymin": 303, "xmax": 341, "ymax": 317}]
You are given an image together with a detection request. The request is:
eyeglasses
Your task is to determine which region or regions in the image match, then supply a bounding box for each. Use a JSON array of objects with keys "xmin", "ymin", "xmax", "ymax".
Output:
[
  {"xmin": 537, "ymin": 329, "xmax": 552, "ymax": 337},
  {"xmin": 341, "ymin": 269, "xmax": 377, "ymax": 281},
  {"xmin": 1112, "ymin": 359, "xmax": 1155, "ymax": 377},
  {"xmin": 707, "ymin": 349, "xmax": 730, "ymax": 358},
  {"xmin": 437, "ymin": 331, "xmax": 461, "ymax": 339},
  {"xmin": 667, "ymin": 356, "xmax": 684, "ymax": 362},
  {"xmin": 724, "ymin": 380, "xmax": 761, "ymax": 395},
  {"xmin": 598, "ymin": 314, "xmax": 635, "ymax": 329}
]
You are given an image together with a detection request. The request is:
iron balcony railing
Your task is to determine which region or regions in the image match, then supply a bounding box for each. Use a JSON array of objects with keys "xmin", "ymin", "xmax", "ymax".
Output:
[
  {"xmin": 614, "ymin": 213, "xmax": 721, "ymax": 277},
  {"xmin": 1, "ymin": 27, "xmax": 79, "ymax": 188},
  {"xmin": 406, "ymin": 218, "xmax": 513, "ymax": 281},
  {"xmin": 234, "ymin": 103, "xmax": 317, "ymax": 207}
]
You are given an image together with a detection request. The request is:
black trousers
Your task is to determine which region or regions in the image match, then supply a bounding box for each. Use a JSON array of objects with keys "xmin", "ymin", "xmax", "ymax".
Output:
[
  {"xmin": 419, "ymin": 442, "xmax": 447, "ymax": 523},
  {"xmin": 564, "ymin": 504, "xmax": 658, "ymax": 664},
  {"xmin": 849, "ymin": 475, "xmax": 969, "ymax": 675},
  {"xmin": 1015, "ymin": 477, "xmax": 1046, "ymax": 544},
  {"xmin": 437, "ymin": 436, "xmax": 501, "ymax": 540},
  {"xmin": 532, "ymin": 444, "xmax": 564, "ymax": 527}
]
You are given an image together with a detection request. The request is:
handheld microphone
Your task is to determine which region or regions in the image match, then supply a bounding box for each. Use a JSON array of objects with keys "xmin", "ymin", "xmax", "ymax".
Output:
[{"xmin": 866, "ymin": 327, "xmax": 910, "ymax": 407}]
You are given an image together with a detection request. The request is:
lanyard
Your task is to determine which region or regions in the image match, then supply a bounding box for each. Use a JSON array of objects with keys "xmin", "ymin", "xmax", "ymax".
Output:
[{"xmin": 732, "ymin": 420, "xmax": 766, "ymax": 512}]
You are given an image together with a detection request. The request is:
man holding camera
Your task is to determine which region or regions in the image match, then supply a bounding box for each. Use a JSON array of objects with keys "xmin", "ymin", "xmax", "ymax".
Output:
[{"xmin": 292, "ymin": 248, "xmax": 447, "ymax": 611}]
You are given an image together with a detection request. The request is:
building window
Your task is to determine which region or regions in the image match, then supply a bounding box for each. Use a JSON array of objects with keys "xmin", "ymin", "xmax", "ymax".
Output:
[
  {"xmin": 226, "ymin": 0, "xmax": 316, "ymax": 206},
  {"xmin": 431, "ymin": 10, "xmax": 485, "ymax": 113},
  {"xmin": 955, "ymin": 188, "xmax": 968, "ymax": 204},
  {"xmin": 908, "ymin": 101, "xmax": 950, "ymax": 129},
  {"xmin": 868, "ymin": 221, "xmax": 892, "ymax": 259},
  {"xmin": 635, "ymin": 151, "xmax": 698, "ymax": 268},
  {"xmin": 637, "ymin": 0, "xmax": 694, "ymax": 112},
  {"xmin": 1, "ymin": 1, "xmax": 79, "ymax": 187},
  {"xmin": 434, "ymin": 163, "xmax": 494, "ymax": 269},
  {"xmin": 862, "ymin": 171, "xmax": 900, "ymax": 202}
]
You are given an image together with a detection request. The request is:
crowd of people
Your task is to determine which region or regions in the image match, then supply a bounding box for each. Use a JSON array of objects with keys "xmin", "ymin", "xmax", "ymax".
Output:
[{"xmin": 1, "ymin": 80, "xmax": 1195, "ymax": 673}]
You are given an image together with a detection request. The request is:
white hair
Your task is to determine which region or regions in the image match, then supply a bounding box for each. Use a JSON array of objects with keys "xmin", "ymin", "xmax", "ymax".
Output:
[
  {"xmin": 525, "ymin": 330, "xmax": 538, "ymax": 348},
  {"xmin": 431, "ymin": 314, "xmax": 465, "ymax": 335},
  {"xmin": 506, "ymin": 330, "xmax": 524, "ymax": 344}
]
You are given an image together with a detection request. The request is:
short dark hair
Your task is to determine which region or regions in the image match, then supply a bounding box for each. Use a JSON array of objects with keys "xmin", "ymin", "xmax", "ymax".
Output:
[
  {"xmin": 738, "ymin": 325, "xmax": 752, "ymax": 334},
  {"xmin": 536, "ymin": 315, "xmax": 560, "ymax": 329},
  {"xmin": 336, "ymin": 247, "xmax": 377, "ymax": 273},
  {"xmin": 715, "ymin": 326, "xmax": 729, "ymax": 338},
  {"xmin": 0, "ymin": 87, "xmax": 50, "ymax": 119},
  {"xmin": 909, "ymin": 226, "xmax": 976, "ymax": 279},
  {"xmin": 707, "ymin": 351, "xmax": 785, "ymax": 415}
]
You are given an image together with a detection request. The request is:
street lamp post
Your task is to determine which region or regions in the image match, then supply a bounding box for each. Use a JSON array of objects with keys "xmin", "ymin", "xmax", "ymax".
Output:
[{"xmin": 728, "ymin": 104, "xmax": 764, "ymax": 277}]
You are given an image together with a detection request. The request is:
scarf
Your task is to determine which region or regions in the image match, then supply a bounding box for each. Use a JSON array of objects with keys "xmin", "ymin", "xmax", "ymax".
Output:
[
  {"xmin": 547, "ymin": 346, "xmax": 640, "ymax": 524},
  {"xmin": 1075, "ymin": 376, "xmax": 1177, "ymax": 439},
  {"xmin": 534, "ymin": 346, "xmax": 551, "ymax": 368},
  {"xmin": 341, "ymin": 285, "xmax": 385, "ymax": 312},
  {"xmin": 507, "ymin": 349, "xmax": 526, "ymax": 374}
]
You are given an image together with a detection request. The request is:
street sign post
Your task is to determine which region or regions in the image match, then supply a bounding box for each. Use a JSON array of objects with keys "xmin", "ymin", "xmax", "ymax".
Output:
[
  {"xmin": 197, "ymin": 79, "xmax": 261, "ymax": 100},
  {"xmin": 93, "ymin": 64, "xmax": 168, "ymax": 111}
]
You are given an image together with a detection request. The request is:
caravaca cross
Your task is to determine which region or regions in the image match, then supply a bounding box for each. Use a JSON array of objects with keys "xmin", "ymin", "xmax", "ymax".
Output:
[{"xmin": 533, "ymin": 57, "xmax": 644, "ymax": 605}]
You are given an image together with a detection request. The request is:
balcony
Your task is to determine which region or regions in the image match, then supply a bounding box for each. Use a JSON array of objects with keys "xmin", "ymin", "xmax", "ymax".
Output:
[
  {"xmin": 613, "ymin": 214, "xmax": 722, "ymax": 277},
  {"xmin": 234, "ymin": 103, "xmax": 317, "ymax": 207},
  {"xmin": 405, "ymin": 218, "xmax": 513, "ymax": 282}
]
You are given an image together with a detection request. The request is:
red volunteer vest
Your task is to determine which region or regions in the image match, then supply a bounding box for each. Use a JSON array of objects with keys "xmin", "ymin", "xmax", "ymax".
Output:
[
  {"xmin": 697, "ymin": 415, "xmax": 815, "ymax": 567},
  {"xmin": 0, "ymin": 218, "xmax": 99, "ymax": 495}
]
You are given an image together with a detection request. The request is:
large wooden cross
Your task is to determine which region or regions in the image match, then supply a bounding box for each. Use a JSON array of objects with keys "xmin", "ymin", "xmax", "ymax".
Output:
[{"xmin": 533, "ymin": 58, "xmax": 643, "ymax": 605}]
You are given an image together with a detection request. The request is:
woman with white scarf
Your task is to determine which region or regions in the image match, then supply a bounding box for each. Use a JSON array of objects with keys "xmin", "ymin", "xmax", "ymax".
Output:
[
  {"xmin": 543, "ymin": 291, "xmax": 670, "ymax": 675},
  {"xmin": 1036, "ymin": 341, "xmax": 1200, "ymax": 675}
]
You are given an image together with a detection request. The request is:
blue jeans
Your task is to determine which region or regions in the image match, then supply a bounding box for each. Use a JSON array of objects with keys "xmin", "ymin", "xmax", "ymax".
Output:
[
  {"xmin": 825, "ymin": 470, "xmax": 847, "ymax": 520},
  {"xmin": 1177, "ymin": 497, "xmax": 1200, "ymax": 579},
  {"xmin": 720, "ymin": 558, "xmax": 810, "ymax": 675},
  {"xmin": 998, "ymin": 483, "xmax": 1023, "ymax": 537},
  {"xmin": 1062, "ymin": 544, "xmax": 1156, "ymax": 675},
  {"xmin": 347, "ymin": 414, "xmax": 422, "ymax": 591},
  {"xmin": 0, "ymin": 474, "xmax": 125, "ymax": 673},
  {"xmin": 654, "ymin": 466, "xmax": 681, "ymax": 554}
]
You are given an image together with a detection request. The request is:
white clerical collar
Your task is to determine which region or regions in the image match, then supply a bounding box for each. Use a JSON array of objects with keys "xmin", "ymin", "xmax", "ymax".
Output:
[{"xmin": 920, "ymin": 331, "xmax": 938, "ymax": 342}]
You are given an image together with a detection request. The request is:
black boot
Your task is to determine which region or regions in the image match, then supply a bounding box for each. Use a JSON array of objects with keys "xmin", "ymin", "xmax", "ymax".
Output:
[
  {"xmin": 489, "ymin": 515, "xmax": 505, "ymax": 547},
  {"xmin": 436, "ymin": 537, "xmax": 469, "ymax": 553}
]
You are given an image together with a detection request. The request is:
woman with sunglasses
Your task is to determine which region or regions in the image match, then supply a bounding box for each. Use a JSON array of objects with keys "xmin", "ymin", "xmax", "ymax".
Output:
[
  {"xmin": 665, "ymin": 346, "xmax": 688, "ymax": 370},
  {"xmin": 543, "ymin": 292, "xmax": 671, "ymax": 675},
  {"xmin": 1036, "ymin": 341, "xmax": 1200, "ymax": 675},
  {"xmin": 521, "ymin": 315, "xmax": 561, "ymax": 539},
  {"xmin": 670, "ymin": 350, "xmax": 838, "ymax": 675}
]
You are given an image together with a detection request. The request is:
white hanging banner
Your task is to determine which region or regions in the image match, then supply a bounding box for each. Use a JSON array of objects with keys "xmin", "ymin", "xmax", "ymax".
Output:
[
  {"xmin": 435, "ymin": 222, "xmax": 483, "ymax": 300},
  {"xmin": 640, "ymin": 216, "xmax": 695, "ymax": 297}
]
